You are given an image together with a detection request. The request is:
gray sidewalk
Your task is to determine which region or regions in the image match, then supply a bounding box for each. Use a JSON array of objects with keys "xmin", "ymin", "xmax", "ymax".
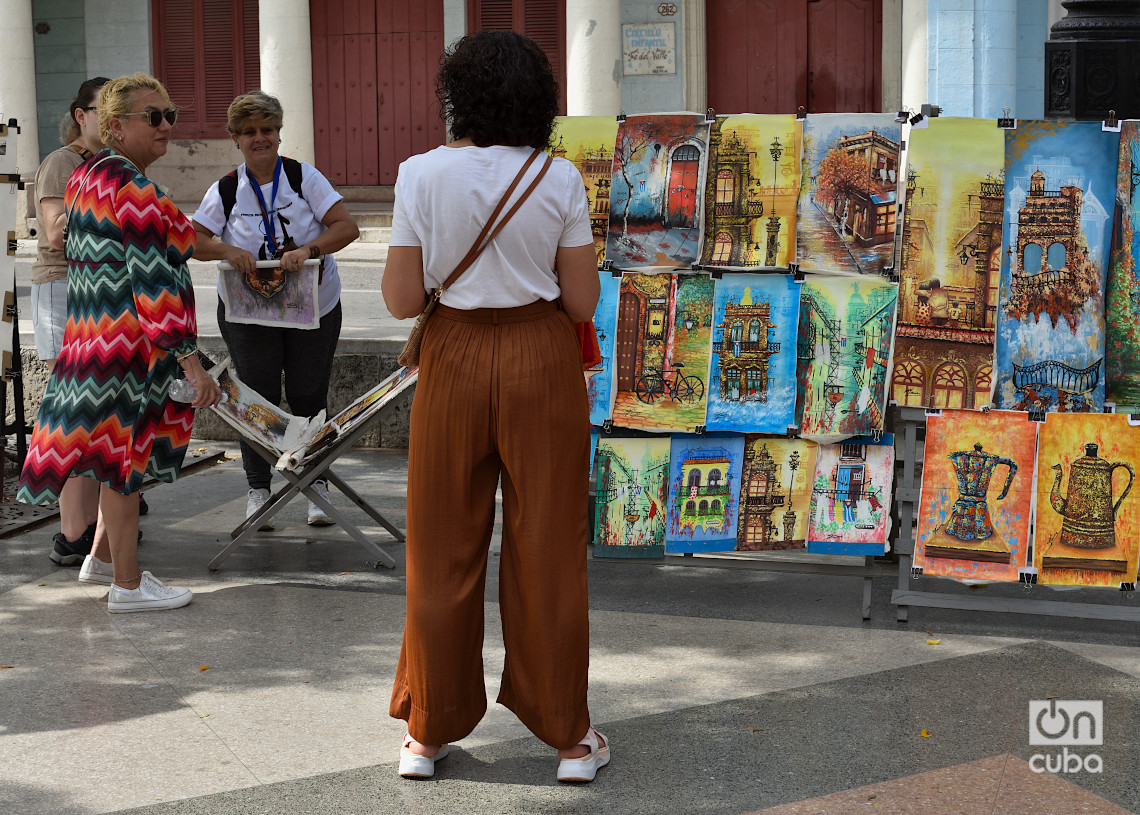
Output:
[{"xmin": 2, "ymin": 442, "xmax": 1139, "ymax": 814}]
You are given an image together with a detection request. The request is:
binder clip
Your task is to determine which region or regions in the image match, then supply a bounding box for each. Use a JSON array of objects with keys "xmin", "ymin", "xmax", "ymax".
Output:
[
  {"xmin": 885, "ymin": 266, "xmax": 900, "ymax": 283},
  {"xmin": 1103, "ymin": 110, "xmax": 1121, "ymax": 132},
  {"xmin": 616, "ymin": 111, "xmax": 627, "ymax": 124},
  {"xmin": 790, "ymin": 263, "xmax": 805, "ymax": 282},
  {"xmin": 978, "ymin": 404, "xmax": 991, "ymax": 413},
  {"xmin": 894, "ymin": 109, "xmax": 910, "ymax": 124},
  {"xmin": 1018, "ymin": 567, "xmax": 1038, "ymax": 586},
  {"xmin": 602, "ymin": 259, "xmax": 620, "ymax": 278},
  {"xmin": 796, "ymin": 106, "xmax": 807, "ymax": 121},
  {"xmin": 911, "ymin": 565, "xmax": 923, "ymax": 579},
  {"xmin": 1120, "ymin": 581, "xmax": 1136, "ymax": 592},
  {"xmin": 704, "ymin": 108, "xmax": 716, "ymax": 123},
  {"xmin": 1028, "ymin": 409, "xmax": 1047, "ymax": 423},
  {"xmin": 786, "ymin": 425, "xmax": 798, "ymax": 440},
  {"xmin": 870, "ymin": 428, "xmax": 884, "ymax": 443},
  {"xmin": 602, "ymin": 419, "xmax": 614, "ymax": 434},
  {"xmin": 997, "ymin": 107, "xmax": 1016, "ymax": 129},
  {"xmin": 1102, "ymin": 401, "xmax": 1116, "ymax": 414},
  {"xmin": 920, "ymin": 104, "xmax": 942, "ymax": 118},
  {"xmin": 924, "ymin": 407, "xmax": 942, "ymax": 418},
  {"xmin": 6, "ymin": 235, "xmax": 17, "ymax": 257},
  {"xmin": 899, "ymin": 139, "xmax": 906, "ymax": 152},
  {"xmin": 695, "ymin": 425, "xmax": 706, "ymax": 435},
  {"xmin": 709, "ymin": 269, "xmax": 723, "ymax": 280}
]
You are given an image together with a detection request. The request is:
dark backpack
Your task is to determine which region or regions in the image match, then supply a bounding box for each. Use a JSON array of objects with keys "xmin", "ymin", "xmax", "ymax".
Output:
[{"xmin": 218, "ymin": 156, "xmax": 305, "ymax": 226}]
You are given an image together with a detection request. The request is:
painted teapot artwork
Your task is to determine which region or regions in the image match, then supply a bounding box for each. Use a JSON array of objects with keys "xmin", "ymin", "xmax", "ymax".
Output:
[
  {"xmin": 1050, "ymin": 443, "xmax": 1135, "ymax": 550},
  {"xmin": 944, "ymin": 443, "xmax": 1017, "ymax": 541}
]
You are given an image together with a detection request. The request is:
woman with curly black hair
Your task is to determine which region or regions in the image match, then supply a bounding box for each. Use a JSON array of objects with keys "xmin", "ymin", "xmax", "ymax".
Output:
[{"xmin": 382, "ymin": 31, "xmax": 607, "ymax": 782}]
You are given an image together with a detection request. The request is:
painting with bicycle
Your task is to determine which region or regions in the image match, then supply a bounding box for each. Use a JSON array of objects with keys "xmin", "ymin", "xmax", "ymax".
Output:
[{"xmin": 609, "ymin": 272, "xmax": 714, "ymax": 432}]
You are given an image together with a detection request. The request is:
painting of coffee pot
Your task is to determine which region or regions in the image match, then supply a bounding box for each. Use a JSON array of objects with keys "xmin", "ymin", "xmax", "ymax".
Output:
[
  {"xmin": 1049, "ymin": 443, "xmax": 1134, "ymax": 550},
  {"xmin": 944, "ymin": 443, "xmax": 1017, "ymax": 541}
]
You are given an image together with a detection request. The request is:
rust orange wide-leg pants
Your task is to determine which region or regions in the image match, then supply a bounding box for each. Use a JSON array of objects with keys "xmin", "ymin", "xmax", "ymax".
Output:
[{"xmin": 389, "ymin": 300, "xmax": 592, "ymax": 750}]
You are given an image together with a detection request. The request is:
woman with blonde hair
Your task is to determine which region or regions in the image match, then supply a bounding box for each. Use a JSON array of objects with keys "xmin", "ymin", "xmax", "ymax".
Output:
[{"xmin": 18, "ymin": 73, "xmax": 221, "ymax": 612}]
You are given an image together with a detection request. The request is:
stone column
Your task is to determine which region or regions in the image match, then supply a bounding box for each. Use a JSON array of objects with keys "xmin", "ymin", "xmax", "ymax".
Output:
[
  {"xmin": 260, "ymin": 0, "xmax": 315, "ymax": 164},
  {"xmin": 566, "ymin": 0, "xmax": 621, "ymax": 116},
  {"xmin": 900, "ymin": 0, "xmax": 928, "ymax": 114},
  {"xmin": 0, "ymin": 0, "xmax": 39, "ymax": 176},
  {"xmin": 683, "ymin": 0, "xmax": 706, "ymax": 114}
]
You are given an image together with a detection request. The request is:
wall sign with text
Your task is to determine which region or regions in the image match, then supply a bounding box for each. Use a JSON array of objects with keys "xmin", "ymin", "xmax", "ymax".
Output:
[{"xmin": 623, "ymin": 22, "xmax": 676, "ymax": 76}]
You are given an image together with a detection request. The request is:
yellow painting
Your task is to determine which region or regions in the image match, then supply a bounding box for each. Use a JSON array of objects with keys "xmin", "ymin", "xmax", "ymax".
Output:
[{"xmin": 553, "ymin": 116, "xmax": 620, "ymax": 266}]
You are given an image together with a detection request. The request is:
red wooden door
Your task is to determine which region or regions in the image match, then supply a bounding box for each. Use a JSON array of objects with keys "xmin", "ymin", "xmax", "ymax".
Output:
[
  {"xmin": 706, "ymin": 0, "xmax": 881, "ymax": 115},
  {"xmin": 666, "ymin": 145, "xmax": 700, "ymax": 227},
  {"xmin": 617, "ymin": 291, "xmax": 641, "ymax": 390},
  {"xmin": 311, "ymin": 1, "xmax": 446, "ymax": 186}
]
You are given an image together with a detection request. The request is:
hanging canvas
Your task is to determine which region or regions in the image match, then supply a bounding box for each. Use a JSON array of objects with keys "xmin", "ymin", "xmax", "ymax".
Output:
[
  {"xmin": 665, "ymin": 433, "xmax": 745, "ymax": 553},
  {"xmin": 994, "ymin": 121, "xmax": 1121, "ymax": 413},
  {"xmin": 795, "ymin": 275, "xmax": 897, "ymax": 440},
  {"xmin": 705, "ymin": 274, "xmax": 800, "ymax": 433},
  {"xmin": 1106, "ymin": 120, "xmax": 1140, "ymax": 409},
  {"xmin": 606, "ymin": 113, "xmax": 710, "ymax": 270},
  {"xmin": 588, "ymin": 271, "xmax": 622, "ymax": 425},
  {"xmin": 1033, "ymin": 412, "xmax": 1140, "ymax": 587},
  {"xmin": 593, "ymin": 435, "xmax": 671, "ymax": 558},
  {"xmin": 806, "ymin": 434, "xmax": 894, "ymax": 556},
  {"xmin": 609, "ymin": 272, "xmax": 714, "ymax": 432},
  {"xmin": 735, "ymin": 436, "xmax": 818, "ymax": 551},
  {"xmin": 891, "ymin": 117, "xmax": 1005, "ymax": 410},
  {"xmin": 553, "ymin": 116, "xmax": 620, "ymax": 266},
  {"xmin": 0, "ymin": 121, "xmax": 18, "ymax": 377},
  {"xmin": 913, "ymin": 408, "xmax": 1036, "ymax": 582},
  {"xmin": 699, "ymin": 114, "xmax": 801, "ymax": 269},
  {"xmin": 796, "ymin": 113, "xmax": 903, "ymax": 276}
]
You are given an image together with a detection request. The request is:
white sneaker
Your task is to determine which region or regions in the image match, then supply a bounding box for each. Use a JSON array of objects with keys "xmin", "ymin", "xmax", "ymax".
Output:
[
  {"xmin": 246, "ymin": 488, "xmax": 275, "ymax": 531},
  {"xmin": 78, "ymin": 555, "xmax": 113, "ymax": 585},
  {"xmin": 107, "ymin": 572, "xmax": 192, "ymax": 613},
  {"xmin": 307, "ymin": 480, "xmax": 335, "ymax": 526}
]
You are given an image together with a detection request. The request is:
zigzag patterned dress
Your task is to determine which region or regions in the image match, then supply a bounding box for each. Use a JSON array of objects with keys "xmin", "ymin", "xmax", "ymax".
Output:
[{"xmin": 17, "ymin": 150, "xmax": 198, "ymax": 503}]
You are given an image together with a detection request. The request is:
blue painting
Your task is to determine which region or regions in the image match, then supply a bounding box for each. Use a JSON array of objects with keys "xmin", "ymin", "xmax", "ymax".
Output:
[
  {"xmin": 994, "ymin": 121, "xmax": 1121, "ymax": 413},
  {"xmin": 588, "ymin": 271, "xmax": 621, "ymax": 424},
  {"xmin": 606, "ymin": 114, "xmax": 710, "ymax": 270},
  {"xmin": 665, "ymin": 433, "xmax": 746, "ymax": 553},
  {"xmin": 705, "ymin": 274, "xmax": 800, "ymax": 433}
]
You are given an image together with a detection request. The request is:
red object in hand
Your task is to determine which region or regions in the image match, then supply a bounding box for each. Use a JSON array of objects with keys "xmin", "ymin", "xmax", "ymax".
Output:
[{"xmin": 574, "ymin": 320, "xmax": 601, "ymax": 370}]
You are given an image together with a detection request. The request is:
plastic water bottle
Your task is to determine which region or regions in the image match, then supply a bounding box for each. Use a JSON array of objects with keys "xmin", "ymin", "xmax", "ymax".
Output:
[{"xmin": 169, "ymin": 378, "xmax": 197, "ymax": 403}]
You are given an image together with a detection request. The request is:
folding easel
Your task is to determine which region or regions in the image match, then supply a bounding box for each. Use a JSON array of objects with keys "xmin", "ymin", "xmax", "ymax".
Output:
[{"xmin": 208, "ymin": 399, "xmax": 405, "ymax": 571}]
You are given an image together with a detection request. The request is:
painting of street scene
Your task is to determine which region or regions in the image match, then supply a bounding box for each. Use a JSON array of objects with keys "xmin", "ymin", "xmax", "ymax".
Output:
[
  {"xmin": 796, "ymin": 113, "xmax": 902, "ymax": 276},
  {"xmin": 587, "ymin": 272, "xmax": 621, "ymax": 425},
  {"xmin": 795, "ymin": 275, "xmax": 897, "ymax": 439},
  {"xmin": 735, "ymin": 436, "xmax": 818, "ymax": 551},
  {"xmin": 891, "ymin": 117, "xmax": 1004, "ymax": 410},
  {"xmin": 665, "ymin": 433, "xmax": 745, "ymax": 553},
  {"xmin": 994, "ymin": 121, "xmax": 1120, "ymax": 413},
  {"xmin": 806, "ymin": 435, "xmax": 893, "ymax": 555},
  {"xmin": 705, "ymin": 274, "xmax": 800, "ymax": 433},
  {"xmin": 606, "ymin": 114, "xmax": 710, "ymax": 269},
  {"xmin": 593, "ymin": 435, "xmax": 671, "ymax": 558},
  {"xmin": 553, "ymin": 116, "xmax": 619, "ymax": 265},
  {"xmin": 1106, "ymin": 121, "xmax": 1140, "ymax": 409},
  {"xmin": 699, "ymin": 114, "xmax": 801, "ymax": 269},
  {"xmin": 610, "ymin": 272, "xmax": 714, "ymax": 432}
]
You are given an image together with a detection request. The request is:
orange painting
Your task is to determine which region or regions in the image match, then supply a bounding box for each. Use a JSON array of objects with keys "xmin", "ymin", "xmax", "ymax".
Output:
[
  {"xmin": 914, "ymin": 409, "xmax": 1037, "ymax": 582},
  {"xmin": 1034, "ymin": 413, "xmax": 1140, "ymax": 586}
]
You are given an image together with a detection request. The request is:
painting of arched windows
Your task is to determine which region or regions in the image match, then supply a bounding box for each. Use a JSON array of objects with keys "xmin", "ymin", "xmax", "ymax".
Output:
[
  {"xmin": 931, "ymin": 362, "xmax": 966, "ymax": 408},
  {"xmin": 749, "ymin": 471, "xmax": 769, "ymax": 496},
  {"xmin": 685, "ymin": 499, "xmax": 696, "ymax": 514},
  {"xmin": 712, "ymin": 232, "xmax": 733, "ymax": 263},
  {"xmin": 974, "ymin": 364, "xmax": 992, "ymax": 408},
  {"xmin": 1046, "ymin": 241, "xmax": 1067, "ymax": 270},
  {"xmin": 687, "ymin": 469, "xmax": 701, "ymax": 488},
  {"xmin": 748, "ymin": 319, "xmax": 761, "ymax": 342},
  {"xmin": 715, "ymin": 169, "xmax": 734, "ymax": 216},
  {"xmin": 711, "ymin": 500, "xmax": 721, "ymax": 514},
  {"xmin": 708, "ymin": 468, "xmax": 723, "ymax": 488},
  {"xmin": 1023, "ymin": 243, "xmax": 1043, "ymax": 275},
  {"xmin": 698, "ymin": 499, "xmax": 709, "ymax": 515},
  {"xmin": 892, "ymin": 359, "xmax": 925, "ymax": 405}
]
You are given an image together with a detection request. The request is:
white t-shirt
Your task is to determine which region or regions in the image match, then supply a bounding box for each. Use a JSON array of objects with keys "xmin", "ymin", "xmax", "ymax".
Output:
[
  {"xmin": 194, "ymin": 160, "xmax": 343, "ymax": 317},
  {"xmin": 389, "ymin": 145, "xmax": 593, "ymax": 309}
]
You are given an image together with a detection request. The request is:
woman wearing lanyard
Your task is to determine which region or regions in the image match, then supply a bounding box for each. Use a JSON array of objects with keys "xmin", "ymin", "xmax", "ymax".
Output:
[{"xmin": 192, "ymin": 91, "xmax": 359, "ymax": 528}]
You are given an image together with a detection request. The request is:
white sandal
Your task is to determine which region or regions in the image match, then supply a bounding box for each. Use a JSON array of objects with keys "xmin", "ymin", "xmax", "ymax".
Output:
[
  {"xmin": 556, "ymin": 727, "xmax": 610, "ymax": 782},
  {"xmin": 398, "ymin": 733, "xmax": 450, "ymax": 779}
]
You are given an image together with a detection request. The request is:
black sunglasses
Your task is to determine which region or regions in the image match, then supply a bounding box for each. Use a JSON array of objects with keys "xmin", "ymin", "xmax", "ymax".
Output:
[{"xmin": 120, "ymin": 108, "xmax": 178, "ymax": 127}]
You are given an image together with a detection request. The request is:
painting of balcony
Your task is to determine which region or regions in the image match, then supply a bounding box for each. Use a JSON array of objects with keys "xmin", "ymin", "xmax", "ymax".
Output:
[
  {"xmin": 735, "ymin": 436, "xmax": 818, "ymax": 551},
  {"xmin": 665, "ymin": 433, "xmax": 745, "ymax": 553},
  {"xmin": 553, "ymin": 116, "xmax": 619, "ymax": 266},
  {"xmin": 593, "ymin": 435, "xmax": 671, "ymax": 558},
  {"xmin": 806, "ymin": 435, "xmax": 894, "ymax": 556},
  {"xmin": 994, "ymin": 121, "xmax": 1121, "ymax": 413},
  {"xmin": 699, "ymin": 114, "xmax": 801, "ymax": 269},
  {"xmin": 705, "ymin": 274, "xmax": 800, "ymax": 433},
  {"xmin": 1106, "ymin": 121, "xmax": 1140, "ymax": 409},
  {"xmin": 796, "ymin": 113, "xmax": 902, "ymax": 276}
]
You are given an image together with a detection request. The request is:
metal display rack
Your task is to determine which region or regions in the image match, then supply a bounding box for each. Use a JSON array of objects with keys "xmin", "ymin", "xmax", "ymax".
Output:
[{"xmin": 889, "ymin": 407, "xmax": 1140, "ymax": 623}]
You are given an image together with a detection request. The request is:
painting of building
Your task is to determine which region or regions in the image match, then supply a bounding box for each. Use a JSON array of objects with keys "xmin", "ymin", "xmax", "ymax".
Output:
[
  {"xmin": 796, "ymin": 113, "xmax": 902, "ymax": 276},
  {"xmin": 735, "ymin": 436, "xmax": 817, "ymax": 551},
  {"xmin": 699, "ymin": 114, "xmax": 800, "ymax": 269},
  {"xmin": 891, "ymin": 118, "xmax": 1004, "ymax": 410},
  {"xmin": 806, "ymin": 435, "xmax": 894, "ymax": 556},
  {"xmin": 706, "ymin": 274, "xmax": 800, "ymax": 433},
  {"xmin": 553, "ymin": 116, "xmax": 618, "ymax": 266},
  {"xmin": 606, "ymin": 114, "xmax": 710, "ymax": 270},
  {"xmin": 593, "ymin": 435, "xmax": 671, "ymax": 558},
  {"xmin": 610, "ymin": 272, "xmax": 713, "ymax": 432},
  {"xmin": 995, "ymin": 121, "xmax": 1121, "ymax": 413},
  {"xmin": 1107, "ymin": 121, "xmax": 1140, "ymax": 408},
  {"xmin": 587, "ymin": 272, "xmax": 621, "ymax": 425},
  {"xmin": 666, "ymin": 434, "xmax": 745, "ymax": 553}
]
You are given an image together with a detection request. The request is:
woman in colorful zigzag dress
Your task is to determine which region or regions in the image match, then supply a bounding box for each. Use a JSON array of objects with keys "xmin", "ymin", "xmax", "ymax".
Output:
[{"xmin": 17, "ymin": 73, "xmax": 222, "ymax": 613}]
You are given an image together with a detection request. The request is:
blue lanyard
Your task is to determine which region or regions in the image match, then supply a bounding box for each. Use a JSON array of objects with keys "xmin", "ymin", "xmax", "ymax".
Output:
[{"xmin": 248, "ymin": 158, "xmax": 282, "ymax": 254}]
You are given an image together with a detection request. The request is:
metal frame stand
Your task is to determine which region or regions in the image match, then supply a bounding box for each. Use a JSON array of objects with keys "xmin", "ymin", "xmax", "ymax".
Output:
[
  {"xmin": 890, "ymin": 407, "xmax": 1140, "ymax": 623},
  {"xmin": 209, "ymin": 403, "xmax": 405, "ymax": 572}
]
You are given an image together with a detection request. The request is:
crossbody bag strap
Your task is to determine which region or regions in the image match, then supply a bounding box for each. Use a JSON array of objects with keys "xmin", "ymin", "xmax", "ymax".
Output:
[{"xmin": 436, "ymin": 148, "xmax": 551, "ymax": 295}]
